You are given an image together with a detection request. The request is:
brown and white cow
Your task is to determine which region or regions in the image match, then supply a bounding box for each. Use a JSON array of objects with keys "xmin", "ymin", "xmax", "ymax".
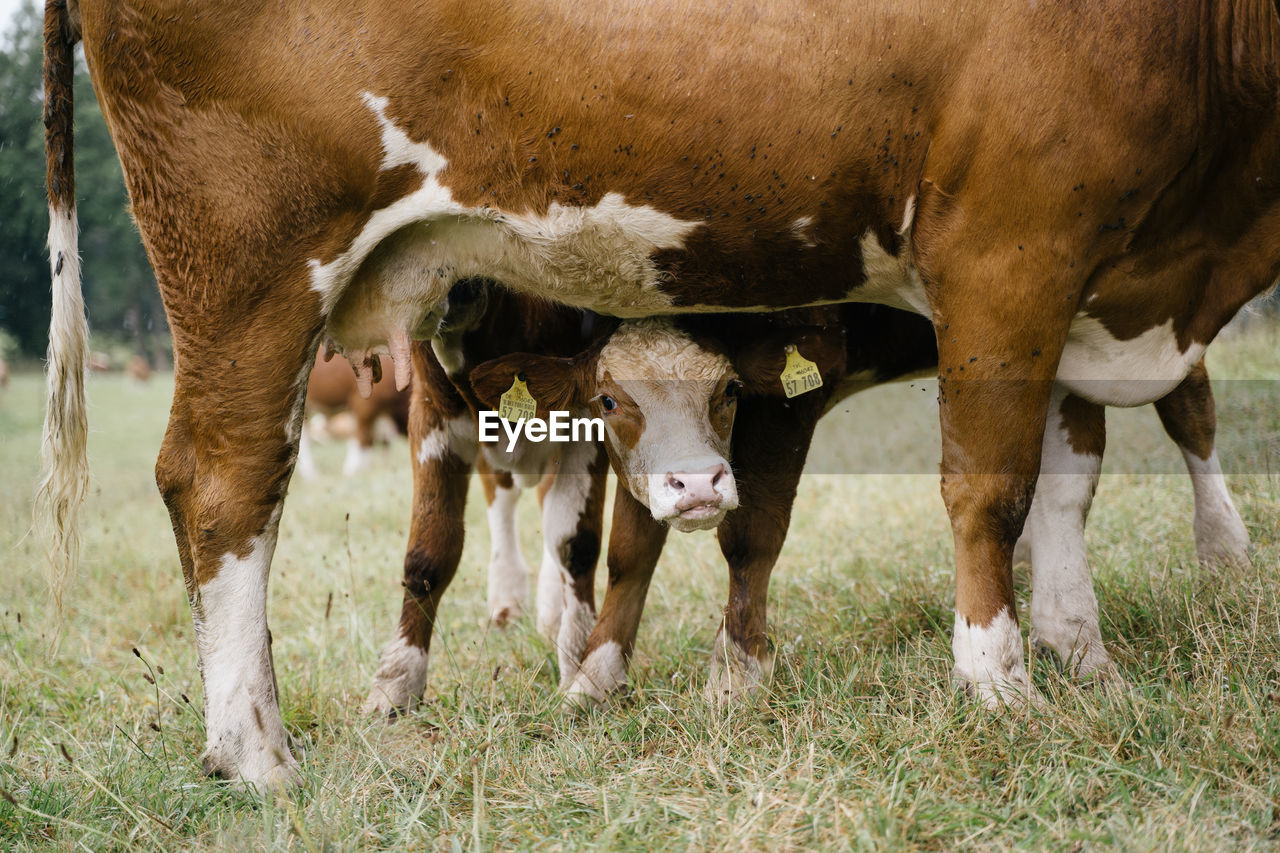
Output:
[
  {"xmin": 458, "ymin": 309, "xmax": 1251, "ymax": 706},
  {"xmin": 361, "ymin": 282, "xmax": 615, "ymax": 714},
  {"xmin": 40, "ymin": 1, "xmax": 1280, "ymax": 785},
  {"xmin": 299, "ymin": 350, "xmax": 410, "ymax": 477}
]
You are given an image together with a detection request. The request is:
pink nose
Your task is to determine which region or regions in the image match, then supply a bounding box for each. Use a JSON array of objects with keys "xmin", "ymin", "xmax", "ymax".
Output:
[{"xmin": 667, "ymin": 464, "xmax": 728, "ymax": 511}]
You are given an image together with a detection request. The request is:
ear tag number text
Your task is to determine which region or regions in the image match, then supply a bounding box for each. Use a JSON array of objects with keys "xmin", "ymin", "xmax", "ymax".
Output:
[
  {"xmin": 780, "ymin": 344, "xmax": 822, "ymax": 398},
  {"xmin": 499, "ymin": 374, "xmax": 538, "ymax": 422}
]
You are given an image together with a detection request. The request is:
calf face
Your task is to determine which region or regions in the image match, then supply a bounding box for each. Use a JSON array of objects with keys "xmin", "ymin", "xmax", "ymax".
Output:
[{"xmin": 471, "ymin": 318, "xmax": 845, "ymax": 532}]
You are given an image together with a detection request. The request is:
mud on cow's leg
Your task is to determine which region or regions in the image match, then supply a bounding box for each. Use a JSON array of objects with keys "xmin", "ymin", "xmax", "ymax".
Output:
[
  {"xmin": 365, "ymin": 345, "xmax": 475, "ymax": 716},
  {"xmin": 707, "ymin": 395, "xmax": 821, "ymax": 703},
  {"xmin": 1154, "ymin": 361, "xmax": 1252, "ymax": 569},
  {"xmin": 478, "ymin": 456, "xmax": 531, "ymax": 626},
  {"xmin": 1026, "ymin": 386, "xmax": 1118, "ymax": 681},
  {"xmin": 155, "ymin": 304, "xmax": 321, "ymax": 790},
  {"xmin": 566, "ymin": 485, "xmax": 668, "ymax": 706},
  {"xmin": 539, "ymin": 442, "xmax": 608, "ymax": 688}
]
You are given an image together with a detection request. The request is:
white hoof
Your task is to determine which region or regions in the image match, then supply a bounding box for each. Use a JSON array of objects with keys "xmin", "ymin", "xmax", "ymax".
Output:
[
  {"xmin": 951, "ymin": 608, "xmax": 1044, "ymax": 711},
  {"xmin": 363, "ymin": 636, "xmax": 429, "ymax": 717}
]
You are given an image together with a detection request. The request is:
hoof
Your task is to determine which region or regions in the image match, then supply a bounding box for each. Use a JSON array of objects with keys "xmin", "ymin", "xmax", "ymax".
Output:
[
  {"xmin": 202, "ymin": 743, "xmax": 300, "ymax": 792},
  {"xmin": 489, "ymin": 602, "xmax": 522, "ymax": 628},
  {"xmin": 564, "ymin": 641, "xmax": 627, "ymax": 706},
  {"xmin": 363, "ymin": 636, "xmax": 429, "ymax": 718},
  {"xmin": 705, "ymin": 633, "xmax": 772, "ymax": 705}
]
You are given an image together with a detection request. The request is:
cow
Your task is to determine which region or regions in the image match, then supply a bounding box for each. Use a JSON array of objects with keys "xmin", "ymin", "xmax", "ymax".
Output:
[
  {"xmin": 124, "ymin": 353, "xmax": 152, "ymax": 383},
  {"xmin": 299, "ymin": 349, "xmax": 410, "ymax": 477},
  {"xmin": 372, "ymin": 295, "xmax": 1250, "ymax": 712},
  {"xmin": 39, "ymin": 1, "xmax": 1280, "ymax": 786}
]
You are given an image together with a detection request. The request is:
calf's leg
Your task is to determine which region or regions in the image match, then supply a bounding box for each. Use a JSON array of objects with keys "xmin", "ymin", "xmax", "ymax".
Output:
[
  {"xmin": 1154, "ymin": 361, "xmax": 1251, "ymax": 569},
  {"xmin": 1026, "ymin": 385, "xmax": 1116, "ymax": 679},
  {"xmin": 538, "ymin": 442, "xmax": 608, "ymax": 687},
  {"xmin": 708, "ymin": 396, "xmax": 820, "ymax": 703},
  {"xmin": 365, "ymin": 346, "xmax": 475, "ymax": 715},
  {"xmin": 479, "ymin": 455, "xmax": 533, "ymax": 626},
  {"xmin": 566, "ymin": 484, "xmax": 668, "ymax": 706}
]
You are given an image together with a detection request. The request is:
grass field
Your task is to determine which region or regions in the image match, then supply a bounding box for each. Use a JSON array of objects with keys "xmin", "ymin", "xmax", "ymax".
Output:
[{"xmin": 2, "ymin": 326, "xmax": 1280, "ymax": 850}]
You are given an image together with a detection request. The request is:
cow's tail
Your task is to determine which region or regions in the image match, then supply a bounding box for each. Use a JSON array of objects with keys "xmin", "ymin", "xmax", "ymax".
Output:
[{"xmin": 36, "ymin": 0, "xmax": 87, "ymax": 622}]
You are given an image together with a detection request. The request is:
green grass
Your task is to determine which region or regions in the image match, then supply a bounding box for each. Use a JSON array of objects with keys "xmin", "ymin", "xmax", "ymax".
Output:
[{"xmin": 2, "ymin": 327, "xmax": 1279, "ymax": 850}]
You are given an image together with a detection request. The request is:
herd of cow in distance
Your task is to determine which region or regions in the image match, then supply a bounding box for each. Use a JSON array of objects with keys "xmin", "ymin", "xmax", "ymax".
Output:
[{"xmin": 34, "ymin": 0, "xmax": 1280, "ymax": 787}]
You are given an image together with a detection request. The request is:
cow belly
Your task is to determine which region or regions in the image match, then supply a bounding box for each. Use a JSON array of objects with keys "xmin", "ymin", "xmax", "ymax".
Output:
[{"xmin": 1057, "ymin": 316, "xmax": 1205, "ymax": 407}]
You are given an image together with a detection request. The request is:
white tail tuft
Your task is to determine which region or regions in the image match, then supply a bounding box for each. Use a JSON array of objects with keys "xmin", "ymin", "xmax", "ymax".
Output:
[{"xmin": 36, "ymin": 202, "xmax": 89, "ymax": 620}]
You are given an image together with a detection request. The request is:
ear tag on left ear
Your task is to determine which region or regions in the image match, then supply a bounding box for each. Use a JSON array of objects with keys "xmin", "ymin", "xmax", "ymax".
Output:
[
  {"xmin": 499, "ymin": 374, "xmax": 538, "ymax": 422},
  {"xmin": 781, "ymin": 344, "xmax": 822, "ymax": 398}
]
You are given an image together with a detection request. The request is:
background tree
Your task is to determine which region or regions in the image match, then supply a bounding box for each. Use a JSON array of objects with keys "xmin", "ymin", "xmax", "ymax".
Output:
[{"xmin": 0, "ymin": 1, "xmax": 165, "ymax": 364}]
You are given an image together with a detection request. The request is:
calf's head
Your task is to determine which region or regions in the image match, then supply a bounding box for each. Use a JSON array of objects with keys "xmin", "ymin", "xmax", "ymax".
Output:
[{"xmin": 471, "ymin": 318, "xmax": 845, "ymax": 532}]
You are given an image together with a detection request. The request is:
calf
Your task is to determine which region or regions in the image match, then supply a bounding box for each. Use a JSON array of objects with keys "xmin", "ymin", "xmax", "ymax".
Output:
[
  {"xmin": 363, "ymin": 283, "xmax": 614, "ymax": 713},
  {"xmin": 300, "ymin": 350, "xmax": 410, "ymax": 477},
  {"xmin": 467, "ymin": 309, "xmax": 1250, "ymax": 706}
]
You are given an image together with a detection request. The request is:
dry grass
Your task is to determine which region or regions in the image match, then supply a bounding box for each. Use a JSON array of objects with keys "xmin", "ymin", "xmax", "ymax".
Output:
[{"xmin": 1, "ymin": 326, "xmax": 1278, "ymax": 850}]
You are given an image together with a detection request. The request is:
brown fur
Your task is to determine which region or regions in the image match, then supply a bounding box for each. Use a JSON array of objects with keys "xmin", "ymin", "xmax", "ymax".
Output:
[
  {"xmin": 43, "ymin": 0, "xmax": 1280, "ymax": 776},
  {"xmin": 1154, "ymin": 361, "xmax": 1218, "ymax": 461}
]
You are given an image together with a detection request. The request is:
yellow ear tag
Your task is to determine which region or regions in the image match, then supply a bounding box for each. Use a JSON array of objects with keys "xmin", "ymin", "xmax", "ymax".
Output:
[
  {"xmin": 499, "ymin": 374, "xmax": 538, "ymax": 422},
  {"xmin": 780, "ymin": 344, "xmax": 822, "ymax": 398}
]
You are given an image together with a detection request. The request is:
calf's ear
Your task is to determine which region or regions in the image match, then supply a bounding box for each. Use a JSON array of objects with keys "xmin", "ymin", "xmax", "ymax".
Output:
[
  {"xmin": 469, "ymin": 353, "xmax": 591, "ymax": 416},
  {"xmin": 733, "ymin": 326, "xmax": 847, "ymax": 397}
]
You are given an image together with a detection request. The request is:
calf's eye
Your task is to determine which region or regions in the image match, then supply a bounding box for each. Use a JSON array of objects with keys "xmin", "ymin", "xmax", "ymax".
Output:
[
  {"xmin": 725, "ymin": 379, "xmax": 742, "ymax": 401},
  {"xmin": 599, "ymin": 395, "xmax": 618, "ymax": 412}
]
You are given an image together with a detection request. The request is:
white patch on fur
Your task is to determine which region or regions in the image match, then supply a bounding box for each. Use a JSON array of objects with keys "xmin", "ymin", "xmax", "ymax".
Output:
[
  {"xmin": 951, "ymin": 607, "xmax": 1038, "ymax": 709},
  {"xmin": 315, "ymin": 93, "xmax": 702, "ymax": 360},
  {"xmin": 1027, "ymin": 387, "xmax": 1112, "ymax": 677},
  {"xmin": 1058, "ymin": 318, "xmax": 1206, "ymax": 407},
  {"xmin": 539, "ymin": 442, "xmax": 599, "ymax": 679},
  {"xmin": 363, "ymin": 634, "xmax": 431, "ymax": 715},
  {"xmin": 196, "ymin": 512, "xmax": 298, "ymax": 788},
  {"xmin": 417, "ymin": 414, "xmax": 475, "ymax": 466},
  {"xmin": 566, "ymin": 641, "xmax": 628, "ymax": 705},
  {"xmin": 342, "ymin": 437, "xmax": 373, "ymax": 476},
  {"xmin": 899, "ymin": 195, "xmax": 917, "ymax": 235},
  {"xmin": 1184, "ymin": 449, "xmax": 1251, "ymax": 568},
  {"xmin": 791, "ymin": 216, "xmax": 817, "ymax": 248},
  {"xmin": 430, "ymin": 336, "xmax": 466, "ymax": 377},
  {"xmin": 557, "ymin": 591, "xmax": 597, "ymax": 689},
  {"xmin": 485, "ymin": 477, "xmax": 530, "ymax": 624},
  {"xmin": 535, "ymin": 551, "xmax": 566, "ymax": 642},
  {"xmin": 309, "ymin": 94, "xmax": 459, "ymax": 314},
  {"xmin": 846, "ymin": 228, "xmax": 930, "ymax": 314},
  {"xmin": 596, "ymin": 320, "xmax": 739, "ymax": 527}
]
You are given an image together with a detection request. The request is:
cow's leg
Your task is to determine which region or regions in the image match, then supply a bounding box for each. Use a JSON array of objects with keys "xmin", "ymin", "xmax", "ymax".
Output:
[
  {"xmin": 297, "ymin": 423, "xmax": 319, "ymax": 480},
  {"xmin": 924, "ymin": 249, "xmax": 1073, "ymax": 709},
  {"xmin": 533, "ymin": 470, "xmax": 565, "ymax": 640},
  {"xmin": 566, "ymin": 484, "xmax": 668, "ymax": 705},
  {"xmin": 1153, "ymin": 361, "xmax": 1252, "ymax": 569},
  {"xmin": 539, "ymin": 441, "xmax": 609, "ymax": 687},
  {"xmin": 478, "ymin": 455, "xmax": 531, "ymax": 626},
  {"xmin": 155, "ymin": 308, "xmax": 321, "ymax": 789},
  {"xmin": 707, "ymin": 396, "xmax": 820, "ymax": 703},
  {"xmin": 1027, "ymin": 385, "xmax": 1117, "ymax": 679},
  {"xmin": 343, "ymin": 401, "xmax": 376, "ymax": 476},
  {"xmin": 364, "ymin": 346, "xmax": 475, "ymax": 716}
]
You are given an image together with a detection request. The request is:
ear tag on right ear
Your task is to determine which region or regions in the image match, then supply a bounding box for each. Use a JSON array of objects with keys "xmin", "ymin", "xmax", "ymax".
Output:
[
  {"xmin": 499, "ymin": 373, "xmax": 538, "ymax": 422},
  {"xmin": 781, "ymin": 344, "xmax": 822, "ymax": 399}
]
